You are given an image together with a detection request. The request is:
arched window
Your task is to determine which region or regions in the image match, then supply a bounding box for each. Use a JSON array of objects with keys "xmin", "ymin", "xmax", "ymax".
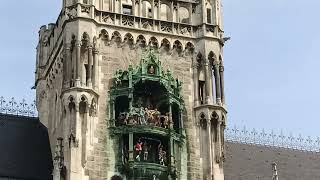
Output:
[
  {"xmin": 206, "ymin": 3, "xmax": 213, "ymax": 24},
  {"xmin": 142, "ymin": 0, "xmax": 152, "ymax": 18},
  {"xmin": 122, "ymin": 0, "xmax": 133, "ymax": 15},
  {"xmin": 137, "ymin": 35, "xmax": 147, "ymax": 47},
  {"xmin": 160, "ymin": 4, "xmax": 171, "ymax": 21},
  {"xmin": 103, "ymin": 0, "xmax": 111, "ymax": 11},
  {"xmin": 179, "ymin": 7, "xmax": 189, "ymax": 23}
]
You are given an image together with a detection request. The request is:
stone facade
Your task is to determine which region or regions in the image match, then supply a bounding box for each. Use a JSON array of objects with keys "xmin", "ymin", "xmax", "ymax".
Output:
[{"xmin": 35, "ymin": 0, "xmax": 227, "ymax": 179}]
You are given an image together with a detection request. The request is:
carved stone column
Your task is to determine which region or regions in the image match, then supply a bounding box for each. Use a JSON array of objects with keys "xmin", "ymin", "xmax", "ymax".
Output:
[
  {"xmin": 204, "ymin": 60, "xmax": 213, "ymax": 104},
  {"xmin": 214, "ymin": 63, "xmax": 222, "ymax": 104},
  {"xmin": 99, "ymin": 0, "xmax": 103, "ymax": 10},
  {"xmin": 87, "ymin": 45, "xmax": 93, "ymax": 87},
  {"xmin": 64, "ymin": 43, "xmax": 72, "ymax": 88},
  {"xmin": 93, "ymin": 48, "xmax": 99, "ymax": 89},
  {"xmin": 193, "ymin": 62, "xmax": 199, "ymax": 106},
  {"xmin": 118, "ymin": 0, "xmax": 122, "ymax": 13},
  {"xmin": 129, "ymin": 133, "xmax": 134, "ymax": 163},
  {"xmin": 207, "ymin": 120, "xmax": 213, "ymax": 179},
  {"xmin": 132, "ymin": 0, "xmax": 136, "ymax": 16},
  {"xmin": 169, "ymin": 102, "xmax": 173, "ymax": 129},
  {"xmin": 157, "ymin": 0, "xmax": 161, "ymax": 19},
  {"xmin": 115, "ymin": 0, "xmax": 117, "ymax": 12},
  {"xmin": 216, "ymin": 120, "xmax": 222, "ymax": 163},
  {"xmin": 151, "ymin": 0, "xmax": 155, "ymax": 18},
  {"xmin": 188, "ymin": 3, "xmax": 192, "ymax": 24},
  {"xmin": 138, "ymin": 0, "xmax": 142, "ymax": 17},
  {"xmin": 75, "ymin": 41, "xmax": 81, "ymax": 87},
  {"xmin": 219, "ymin": 64, "xmax": 225, "ymax": 104}
]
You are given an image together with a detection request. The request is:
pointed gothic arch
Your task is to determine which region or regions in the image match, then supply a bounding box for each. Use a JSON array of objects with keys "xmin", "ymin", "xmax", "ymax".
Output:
[
  {"xmin": 136, "ymin": 35, "xmax": 147, "ymax": 47},
  {"xmin": 173, "ymin": 40, "xmax": 183, "ymax": 54},
  {"xmin": 160, "ymin": 38, "xmax": 171, "ymax": 52},
  {"xmin": 123, "ymin": 33, "xmax": 134, "ymax": 47},
  {"xmin": 99, "ymin": 29, "xmax": 109, "ymax": 41},
  {"xmin": 149, "ymin": 37, "xmax": 159, "ymax": 48},
  {"xmin": 111, "ymin": 31, "xmax": 122, "ymax": 45}
]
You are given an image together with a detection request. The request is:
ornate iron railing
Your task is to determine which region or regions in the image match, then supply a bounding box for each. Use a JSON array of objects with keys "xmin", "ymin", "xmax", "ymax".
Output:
[
  {"xmin": 0, "ymin": 96, "xmax": 38, "ymax": 117},
  {"xmin": 225, "ymin": 125, "xmax": 320, "ymax": 153}
]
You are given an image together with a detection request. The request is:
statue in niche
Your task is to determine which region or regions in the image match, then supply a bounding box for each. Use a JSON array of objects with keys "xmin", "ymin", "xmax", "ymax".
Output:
[
  {"xmin": 148, "ymin": 65, "xmax": 155, "ymax": 74},
  {"xmin": 146, "ymin": 108, "xmax": 160, "ymax": 126},
  {"xmin": 139, "ymin": 107, "xmax": 147, "ymax": 125},
  {"xmin": 158, "ymin": 143, "xmax": 167, "ymax": 166},
  {"xmin": 89, "ymin": 100, "xmax": 97, "ymax": 117},
  {"xmin": 163, "ymin": 113, "xmax": 170, "ymax": 129}
]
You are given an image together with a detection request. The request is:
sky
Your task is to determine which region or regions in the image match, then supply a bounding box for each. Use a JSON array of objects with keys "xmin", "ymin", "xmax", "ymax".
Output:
[{"xmin": 0, "ymin": 1, "xmax": 319, "ymax": 137}]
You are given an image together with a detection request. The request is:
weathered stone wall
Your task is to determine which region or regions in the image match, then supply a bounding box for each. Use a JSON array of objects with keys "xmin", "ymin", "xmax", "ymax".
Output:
[
  {"xmin": 224, "ymin": 142, "xmax": 320, "ymax": 180},
  {"xmin": 36, "ymin": 48, "xmax": 65, "ymax": 155}
]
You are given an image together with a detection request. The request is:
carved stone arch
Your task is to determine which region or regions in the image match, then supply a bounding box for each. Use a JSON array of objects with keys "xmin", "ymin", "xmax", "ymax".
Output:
[
  {"xmin": 178, "ymin": 6, "xmax": 190, "ymax": 23},
  {"xmin": 89, "ymin": 98, "xmax": 97, "ymax": 117},
  {"xmin": 79, "ymin": 95, "xmax": 88, "ymax": 114},
  {"xmin": 219, "ymin": 54, "xmax": 223, "ymax": 63},
  {"xmin": 185, "ymin": 42, "xmax": 195, "ymax": 54},
  {"xmin": 71, "ymin": 34, "xmax": 77, "ymax": 48},
  {"xmin": 111, "ymin": 31, "xmax": 122, "ymax": 44},
  {"xmin": 111, "ymin": 175, "xmax": 123, "ymax": 180},
  {"xmin": 123, "ymin": 33, "xmax": 134, "ymax": 47},
  {"xmin": 68, "ymin": 96, "xmax": 76, "ymax": 111},
  {"xmin": 208, "ymin": 51, "xmax": 217, "ymax": 67},
  {"xmin": 173, "ymin": 40, "xmax": 183, "ymax": 54},
  {"xmin": 99, "ymin": 29, "xmax": 109, "ymax": 41},
  {"xmin": 81, "ymin": 32, "xmax": 90, "ymax": 46},
  {"xmin": 211, "ymin": 111, "xmax": 219, "ymax": 121},
  {"xmin": 136, "ymin": 35, "xmax": 147, "ymax": 47},
  {"xmin": 196, "ymin": 52, "xmax": 204, "ymax": 65},
  {"xmin": 221, "ymin": 114, "xmax": 226, "ymax": 124},
  {"xmin": 149, "ymin": 36, "xmax": 159, "ymax": 48},
  {"xmin": 160, "ymin": 38, "xmax": 171, "ymax": 51},
  {"xmin": 141, "ymin": 0, "xmax": 152, "ymax": 18},
  {"xmin": 160, "ymin": 3, "xmax": 172, "ymax": 21},
  {"xmin": 205, "ymin": 1, "xmax": 213, "ymax": 23},
  {"xmin": 199, "ymin": 112, "xmax": 207, "ymax": 129}
]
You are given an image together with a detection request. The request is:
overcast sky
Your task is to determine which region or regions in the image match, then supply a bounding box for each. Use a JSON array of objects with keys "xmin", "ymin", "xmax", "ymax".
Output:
[{"xmin": 0, "ymin": 0, "xmax": 319, "ymax": 137}]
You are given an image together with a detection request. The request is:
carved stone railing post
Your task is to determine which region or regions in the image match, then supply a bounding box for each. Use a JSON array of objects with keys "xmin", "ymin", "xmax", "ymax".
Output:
[
  {"xmin": 214, "ymin": 63, "xmax": 221, "ymax": 105},
  {"xmin": 204, "ymin": 60, "xmax": 213, "ymax": 104},
  {"xmin": 75, "ymin": 41, "xmax": 82, "ymax": 87},
  {"xmin": 87, "ymin": 44, "xmax": 93, "ymax": 87},
  {"xmin": 93, "ymin": 48, "xmax": 99, "ymax": 89}
]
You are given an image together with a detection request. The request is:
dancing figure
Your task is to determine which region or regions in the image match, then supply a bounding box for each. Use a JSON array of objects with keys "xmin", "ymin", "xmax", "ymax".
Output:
[
  {"xmin": 143, "ymin": 141, "xmax": 150, "ymax": 161},
  {"xmin": 135, "ymin": 140, "xmax": 143, "ymax": 161}
]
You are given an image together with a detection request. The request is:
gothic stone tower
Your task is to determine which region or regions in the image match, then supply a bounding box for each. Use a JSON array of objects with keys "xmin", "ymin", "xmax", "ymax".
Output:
[{"xmin": 35, "ymin": 0, "xmax": 227, "ymax": 179}]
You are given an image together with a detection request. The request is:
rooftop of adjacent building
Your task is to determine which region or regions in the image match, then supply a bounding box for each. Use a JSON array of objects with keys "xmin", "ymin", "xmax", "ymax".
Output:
[{"xmin": 0, "ymin": 113, "xmax": 53, "ymax": 180}]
